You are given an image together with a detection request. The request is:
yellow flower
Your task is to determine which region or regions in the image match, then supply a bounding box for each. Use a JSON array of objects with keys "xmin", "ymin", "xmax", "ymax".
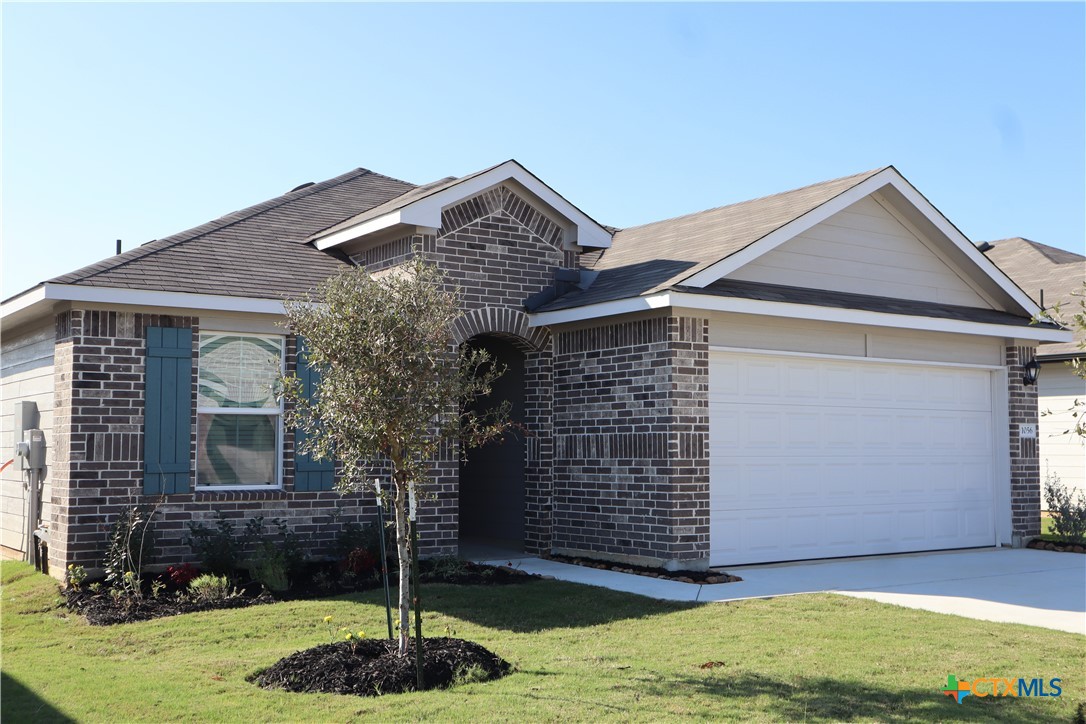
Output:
[
  {"xmin": 357, "ymin": 630, "xmax": 366, "ymax": 640},
  {"xmin": 323, "ymin": 615, "xmax": 333, "ymax": 623},
  {"xmin": 344, "ymin": 632, "xmax": 353, "ymax": 641}
]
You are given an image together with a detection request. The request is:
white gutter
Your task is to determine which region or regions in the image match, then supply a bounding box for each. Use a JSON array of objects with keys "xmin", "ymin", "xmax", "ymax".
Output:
[{"xmin": 528, "ymin": 291, "xmax": 1073, "ymax": 343}]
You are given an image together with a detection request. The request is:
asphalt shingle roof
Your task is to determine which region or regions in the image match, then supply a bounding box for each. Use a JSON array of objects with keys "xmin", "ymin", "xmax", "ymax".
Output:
[
  {"xmin": 46, "ymin": 168, "xmax": 417, "ymax": 299},
  {"xmin": 538, "ymin": 167, "xmax": 887, "ymax": 311},
  {"xmin": 984, "ymin": 237, "xmax": 1085, "ymax": 357},
  {"xmin": 680, "ymin": 279, "xmax": 1054, "ymax": 329}
]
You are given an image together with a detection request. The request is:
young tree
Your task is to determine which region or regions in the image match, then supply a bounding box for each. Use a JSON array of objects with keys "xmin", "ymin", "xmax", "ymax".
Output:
[{"xmin": 281, "ymin": 254, "xmax": 511, "ymax": 658}]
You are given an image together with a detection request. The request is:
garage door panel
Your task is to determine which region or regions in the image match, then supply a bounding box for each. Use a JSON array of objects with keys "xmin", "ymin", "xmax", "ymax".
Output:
[{"xmin": 710, "ymin": 351, "xmax": 997, "ymax": 566}]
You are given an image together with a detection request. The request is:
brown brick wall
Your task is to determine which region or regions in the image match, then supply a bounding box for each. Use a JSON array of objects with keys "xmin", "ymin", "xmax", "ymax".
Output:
[
  {"xmin": 1006, "ymin": 344, "xmax": 1041, "ymax": 539},
  {"xmin": 340, "ymin": 185, "xmax": 569, "ymax": 556},
  {"xmin": 551, "ymin": 314, "xmax": 711, "ymax": 570},
  {"xmin": 48, "ymin": 309, "xmax": 370, "ymax": 577}
]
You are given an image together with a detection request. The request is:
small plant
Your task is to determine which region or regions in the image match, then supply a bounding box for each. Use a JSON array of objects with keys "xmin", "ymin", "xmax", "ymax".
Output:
[
  {"xmin": 150, "ymin": 579, "xmax": 166, "ymax": 599},
  {"xmin": 1044, "ymin": 472, "xmax": 1086, "ymax": 543},
  {"xmin": 425, "ymin": 556, "xmax": 470, "ymax": 581},
  {"xmin": 323, "ymin": 615, "xmax": 337, "ymax": 644},
  {"xmin": 244, "ymin": 517, "xmax": 304, "ymax": 592},
  {"xmin": 66, "ymin": 564, "xmax": 87, "ymax": 591},
  {"xmin": 88, "ymin": 582, "xmax": 103, "ymax": 595},
  {"xmin": 188, "ymin": 513, "xmax": 240, "ymax": 576},
  {"xmin": 166, "ymin": 563, "xmax": 199, "ymax": 587},
  {"xmin": 103, "ymin": 502, "xmax": 159, "ymax": 597},
  {"xmin": 340, "ymin": 627, "xmax": 367, "ymax": 652},
  {"xmin": 453, "ymin": 664, "xmax": 490, "ymax": 686},
  {"xmin": 187, "ymin": 574, "xmax": 237, "ymax": 604}
]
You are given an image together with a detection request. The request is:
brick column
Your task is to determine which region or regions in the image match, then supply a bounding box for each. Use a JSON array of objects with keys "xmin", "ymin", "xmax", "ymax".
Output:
[
  {"xmin": 1006, "ymin": 344, "xmax": 1041, "ymax": 541},
  {"xmin": 665, "ymin": 316, "xmax": 710, "ymax": 566}
]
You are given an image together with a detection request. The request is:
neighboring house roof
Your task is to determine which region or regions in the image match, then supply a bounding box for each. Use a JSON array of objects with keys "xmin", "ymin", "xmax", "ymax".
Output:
[
  {"xmin": 984, "ymin": 237, "xmax": 1085, "ymax": 357},
  {"xmin": 42, "ymin": 168, "xmax": 416, "ymax": 299}
]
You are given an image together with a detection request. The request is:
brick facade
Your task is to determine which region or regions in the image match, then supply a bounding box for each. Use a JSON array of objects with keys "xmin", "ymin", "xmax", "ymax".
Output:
[
  {"xmin": 551, "ymin": 314, "xmax": 711, "ymax": 570},
  {"xmin": 33, "ymin": 181, "xmax": 1047, "ymax": 576},
  {"xmin": 47, "ymin": 309, "xmax": 369, "ymax": 576},
  {"xmin": 1006, "ymin": 343, "xmax": 1041, "ymax": 540}
]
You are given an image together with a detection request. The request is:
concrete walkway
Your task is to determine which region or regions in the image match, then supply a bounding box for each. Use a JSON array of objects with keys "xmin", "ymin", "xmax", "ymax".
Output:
[{"xmin": 479, "ymin": 548, "xmax": 1085, "ymax": 635}]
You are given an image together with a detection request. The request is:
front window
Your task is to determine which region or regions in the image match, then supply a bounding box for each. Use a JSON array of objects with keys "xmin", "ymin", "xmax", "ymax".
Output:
[{"xmin": 196, "ymin": 333, "xmax": 283, "ymax": 487}]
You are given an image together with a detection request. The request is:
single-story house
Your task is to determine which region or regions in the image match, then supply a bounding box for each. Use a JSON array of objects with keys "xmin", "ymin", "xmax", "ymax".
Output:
[
  {"xmin": 983, "ymin": 238, "xmax": 1085, "ymax": 498},
  {"xmin": 0, "ymin": 161, "xmax": 1071, "ymax": 578}
]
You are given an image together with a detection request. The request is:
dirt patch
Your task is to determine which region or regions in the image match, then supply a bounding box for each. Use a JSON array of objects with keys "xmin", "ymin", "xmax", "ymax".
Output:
[
  {"xmin": 251, "ymin": 637, "xmax": 511, "ymax": 696},
  {"xmin": 1027, "ymin": 538, "xmax": 1085, "ymax": 554},
  {"xmin": 541, "ymin": 553, "xmax": 742, "ymax": 584}
]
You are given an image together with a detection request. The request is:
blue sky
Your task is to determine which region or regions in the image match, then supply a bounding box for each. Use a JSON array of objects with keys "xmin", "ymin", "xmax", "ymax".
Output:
[{"xmin": 2, "ymin": 2, "xmax": 1083, "ymax": 300}]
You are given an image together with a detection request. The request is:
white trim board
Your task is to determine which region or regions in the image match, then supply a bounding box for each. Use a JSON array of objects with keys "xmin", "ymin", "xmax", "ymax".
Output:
[
  {"xmin": 528, "ymin": 291, "xmax": 1071, "ymax": 343},
  {"xmin": 311, "ymin": 160, "xmax": 613, "ymax": 251},
  {"xmin": 1, "ymin": 283, "xmax": 287, "ymax": 328},
  {"xmin": 680, "ymin": 168, "xmax": 1041, "ymax": 318}
]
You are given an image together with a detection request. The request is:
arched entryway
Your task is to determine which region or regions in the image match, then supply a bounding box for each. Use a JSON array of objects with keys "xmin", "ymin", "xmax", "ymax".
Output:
[{"xmin": 459, "ymin": 335, "xmax": 526, "ymax": 555}]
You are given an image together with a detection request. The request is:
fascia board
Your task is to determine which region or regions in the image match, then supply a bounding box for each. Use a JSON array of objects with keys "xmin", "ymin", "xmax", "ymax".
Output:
[
  {"xmin": 527, "ymin": 294, "xmax": 672, "ymax": 326},
  {"xmin": 313, "ymin": 211, "xmax": 405, "ymax": 250},
  {"xmin": 13, "ymin": 284, "xmax": 287, "ymax": 316}
]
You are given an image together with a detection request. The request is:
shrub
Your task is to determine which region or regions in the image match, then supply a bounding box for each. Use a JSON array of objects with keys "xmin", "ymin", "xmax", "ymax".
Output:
[
  {"xmin": 103, "ymin": 503, "xmax": 158, "ymax": 596},
  {"xmin": 187, "ymin": 574, "xmax": 237, "ymax": 604},
  {"xmin": 66, "ymin": 564, "xmax": 87, "ymax": 591},
  {"xmin": 1044, "ymin": 472, "xmax": 1086, "ymax": 544},
  {"xmin": 244, "ymin": 517, "xmax": 304, "ymax": 592},
  {"xmin": 188, "ymin": 513, "xmax": 240, "ymax": 575},
  {"xmin": 340, "ymin": 547, "xmax": 379, "ymax": 576}
]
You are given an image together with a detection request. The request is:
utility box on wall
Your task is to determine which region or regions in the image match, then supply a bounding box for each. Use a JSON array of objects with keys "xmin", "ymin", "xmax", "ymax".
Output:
[{"xmin": 13, "ymin": 401, "xmax": 39, "ymax": 471}]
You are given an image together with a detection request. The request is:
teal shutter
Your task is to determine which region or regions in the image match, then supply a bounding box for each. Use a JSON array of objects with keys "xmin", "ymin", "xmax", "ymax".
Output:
[
  {"xmin": 294, "ymin": 338, "xmax": 335, "ymax": 492},
  {"xmin": 144, "ymin": 327, "xmax": 193, "ymax": 494}
]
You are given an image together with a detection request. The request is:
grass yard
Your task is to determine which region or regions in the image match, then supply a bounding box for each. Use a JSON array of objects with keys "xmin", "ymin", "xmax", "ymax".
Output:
[{"xmin": 2, "ymin": 561, "xmax": 1083, "ymax": 723}]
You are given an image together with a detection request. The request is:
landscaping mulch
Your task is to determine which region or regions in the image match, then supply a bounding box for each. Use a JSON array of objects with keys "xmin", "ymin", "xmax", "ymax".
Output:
[
  {"xmin": 65, "ymin": 588, "xmax": 274, "ymax": 626},
  {"xmin": 541, "ymin": 553, "xmax": 742, "ymax": 584},
  {"xmin": 251, "ymin": 637, "xmax": 511, "ymax": 696},
  {"xmin": 1027, "ymin": 538, "xmax": 1085, "ymax": 554}
]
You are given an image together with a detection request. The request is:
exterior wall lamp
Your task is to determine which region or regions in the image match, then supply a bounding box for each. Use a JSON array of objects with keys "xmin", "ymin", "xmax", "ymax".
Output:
[{"xmin": 1023, "ymin": 357, "xmax": 1041, "ymax": 386}]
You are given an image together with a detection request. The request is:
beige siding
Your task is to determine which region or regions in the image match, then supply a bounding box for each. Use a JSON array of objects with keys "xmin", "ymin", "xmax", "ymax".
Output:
[
  {"xmin": 700, "ymin": 311, "xmax": 1003, "ymax": 366},
  {"xmin": 1038, "ymin": 362, "xmax": 1085, "ymax": 499},
  {"xmin": 1, "ymin": 322, "xmax": 55, "ymax": 554},
  {"xmin": 726, "ymin": 196, "xmax": 992, "ymax": 309}
]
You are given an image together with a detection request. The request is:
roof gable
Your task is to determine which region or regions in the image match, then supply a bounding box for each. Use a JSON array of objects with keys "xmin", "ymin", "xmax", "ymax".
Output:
[
  {"xmin": 309, "ymin": 159, "xmax": 612, "ymax": 252},
  {"xmin": 726, "ymin": 194, "xmax": 995, "ymax": 309}
]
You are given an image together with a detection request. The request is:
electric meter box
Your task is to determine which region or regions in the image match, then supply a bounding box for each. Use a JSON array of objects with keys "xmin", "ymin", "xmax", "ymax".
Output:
[{"xmin": 13, "ymin": 401, "xmax": 39, "ymax": 471}]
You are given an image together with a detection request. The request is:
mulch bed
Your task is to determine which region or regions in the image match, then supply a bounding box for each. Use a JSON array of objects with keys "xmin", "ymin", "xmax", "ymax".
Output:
[
  {"xmin": 1027, "ymin": 538, "xmax": 1086, "ymax": 554},
  {"xmin": 541, "ymin": 553, "xmax": 742, "ymax": 584},
  {"xmin": 251, "ymin": 637, "xmax": 511, "ymax": 696},
  {"xmin": 63, "ymin": 560, "xmax": 541, "ymax": 626},
  {"xmin": 65, "ymin": 588, "xmax": 273, "ymax": 626}
]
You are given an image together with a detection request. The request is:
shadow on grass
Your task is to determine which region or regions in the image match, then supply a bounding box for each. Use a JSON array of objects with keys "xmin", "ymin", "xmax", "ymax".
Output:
[
  {"xmin": 1, "ymin": 672, "xmax": 75, "ymax": 723},
  {"xmin": 357, "ymin": 579, "xmax": 697, "ymax": 633},
  {"xmin": 632, "ymin": 671, "xmax": 1065, "ymax": 723}
]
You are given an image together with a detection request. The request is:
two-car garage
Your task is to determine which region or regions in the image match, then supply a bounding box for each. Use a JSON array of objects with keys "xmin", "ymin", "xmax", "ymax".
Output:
[{"xmin": 708, "ymin": 349, "xmax": 1000, "ymax": 566}]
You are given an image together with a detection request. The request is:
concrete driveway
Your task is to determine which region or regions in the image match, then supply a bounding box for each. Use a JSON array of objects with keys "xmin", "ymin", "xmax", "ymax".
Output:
[{"xmin": 483, "ymin": 548, "xmax": 1085, "ymax": 634}]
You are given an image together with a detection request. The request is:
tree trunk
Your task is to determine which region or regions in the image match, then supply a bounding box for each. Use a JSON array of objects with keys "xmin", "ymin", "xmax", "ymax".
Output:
[{"xmin": 393, "ymin": 474, "xmax": 411, "ymax": 657}]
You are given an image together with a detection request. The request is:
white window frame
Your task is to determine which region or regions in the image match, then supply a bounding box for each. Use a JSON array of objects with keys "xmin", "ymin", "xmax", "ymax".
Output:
[{"xmin": 195, "ymin": 332, "xmax": 285, "ymax": 491}]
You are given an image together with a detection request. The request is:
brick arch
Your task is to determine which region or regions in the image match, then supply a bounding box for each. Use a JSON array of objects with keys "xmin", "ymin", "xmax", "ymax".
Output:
[{"xmin": 452, "ymin": 307, "xmax": 549, "ymax": 352}]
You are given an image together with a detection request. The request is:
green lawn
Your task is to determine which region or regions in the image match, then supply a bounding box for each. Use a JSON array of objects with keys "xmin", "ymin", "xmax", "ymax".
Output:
[{"xmin": 2, "ymin": 561, "xmax": 1082, "ymax": 723}]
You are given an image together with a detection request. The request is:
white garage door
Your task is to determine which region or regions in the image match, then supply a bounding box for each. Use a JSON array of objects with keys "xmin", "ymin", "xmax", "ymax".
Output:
[{"xmin": 710, "ymin": 351, "xmax": 996, "ymax": 566}]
